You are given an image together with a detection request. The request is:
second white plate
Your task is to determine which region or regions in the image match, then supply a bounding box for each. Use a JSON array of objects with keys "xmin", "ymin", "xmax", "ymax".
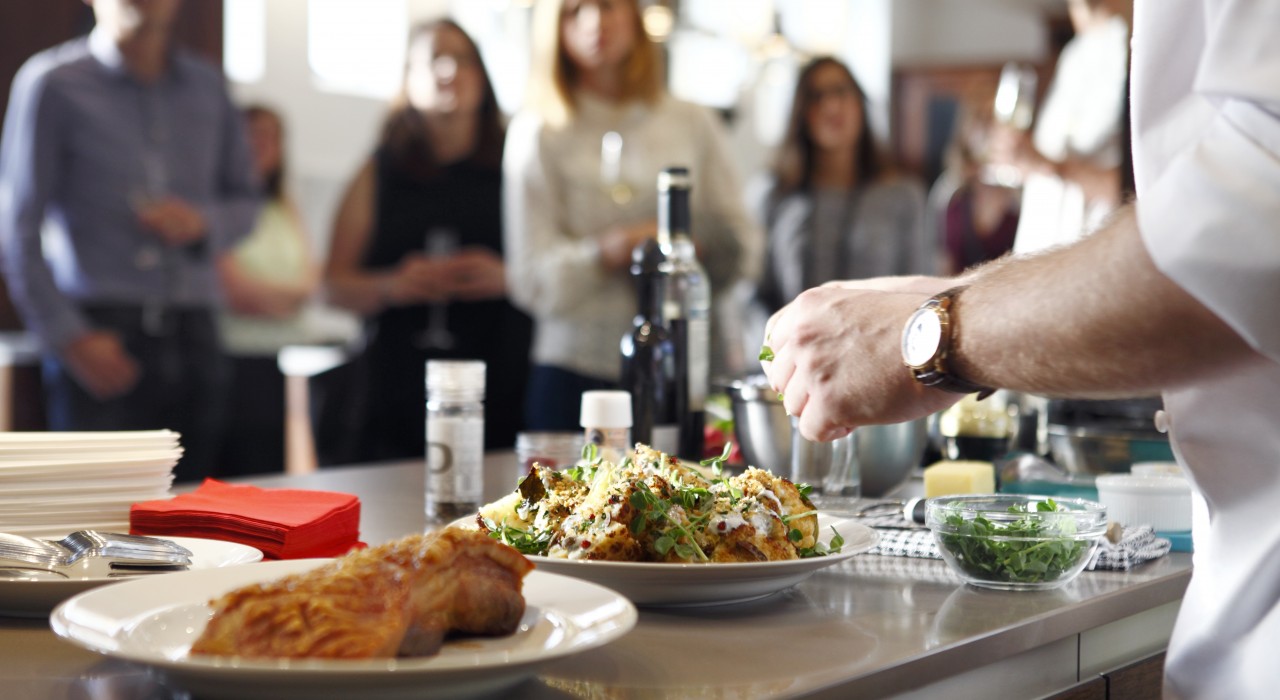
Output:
[
  {"xmin": 0, "ymin": 536, "xmax": 263, "ymax": 617},
  {"xmin": 463, "ymin": 515, "xmax": 878, "ymax": 606}
]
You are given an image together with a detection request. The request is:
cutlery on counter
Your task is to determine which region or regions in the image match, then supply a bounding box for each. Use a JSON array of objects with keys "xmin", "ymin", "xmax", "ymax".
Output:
[{"xmin": 0, "ymin": 530, "xmax": 192, "ymax": 578}]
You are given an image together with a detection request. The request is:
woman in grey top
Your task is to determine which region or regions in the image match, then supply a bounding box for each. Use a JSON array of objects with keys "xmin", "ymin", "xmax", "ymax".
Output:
[{"xmin": 754, "ymin": 57, "xmax": 934, "ymax": 315}]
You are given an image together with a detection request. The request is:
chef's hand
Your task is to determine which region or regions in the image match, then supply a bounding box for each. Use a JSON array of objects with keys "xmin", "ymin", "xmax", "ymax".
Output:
[
  {"xmin": 62, "ymin": 331, "xmax": 141, "ymax": 400},
  {"xmin": 135, "ymin": 197, "xmax": 208, "ymax": 246},
  {"xmin": 820, "ymin": 275, "xmax": 955, "ymax": 296},
  {"xmin": 761, "ymin": 285, "xmax": 961, "ymax": 442},
  {"xmin": 445, "ymin": 247, "xmax": 507, "ymax": 301}
]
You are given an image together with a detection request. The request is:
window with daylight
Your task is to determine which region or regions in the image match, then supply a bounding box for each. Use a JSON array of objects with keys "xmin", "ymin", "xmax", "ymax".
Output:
[
  {"xmin": 307, "ymin": 0, "xmax": 408, "ymax": 99},
  {"xmin": 223, "ymin": 0, "xmax": 266, "ymax": 84}
]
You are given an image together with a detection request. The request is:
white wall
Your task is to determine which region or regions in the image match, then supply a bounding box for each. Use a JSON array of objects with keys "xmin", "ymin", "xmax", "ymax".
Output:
[{"xmin": 891, "ymin": 0, "xmax": 1051, "ymax": 66}]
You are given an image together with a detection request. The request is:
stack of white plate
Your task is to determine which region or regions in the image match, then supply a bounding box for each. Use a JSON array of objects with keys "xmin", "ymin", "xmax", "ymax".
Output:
[{"xmin": 0, "ymin": 430, "xmax": 181, "ymax": 538}]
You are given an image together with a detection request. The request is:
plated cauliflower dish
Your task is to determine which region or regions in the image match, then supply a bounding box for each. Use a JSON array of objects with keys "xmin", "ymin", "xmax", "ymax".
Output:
[{"xmin": 476, "ymin": 444, "xmax": 843, "ymax": 563}]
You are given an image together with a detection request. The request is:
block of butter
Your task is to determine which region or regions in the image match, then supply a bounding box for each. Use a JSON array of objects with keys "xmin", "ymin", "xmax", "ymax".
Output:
[{"xmin": 924, "ymin": 460, "xmax": 996, "ymax": 498}]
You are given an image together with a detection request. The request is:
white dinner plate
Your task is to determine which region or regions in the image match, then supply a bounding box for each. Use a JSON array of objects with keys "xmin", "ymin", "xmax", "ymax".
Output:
[
  {"xmin": 51, "ymin": 562, "xmax": 637, "ymax": 700},
  {"xmin": 0, "ymin": 451, "xmax": 182, "ymax": 471},
  {"xmin": 0, "ymin": 430, "xmax": 178, "ymax": 445},
  {"xmin": 460, "ymin": 515, "xmax": 878, "ymax": 607},
  {"xmin": 0, "ymin": 520, "xmax": 132, "ymax": 538},
  {"xmin": 0, "ymin": 488, "xmax": 170, "ymax": 504},
  {"xmin": 0, "ymin": 476, "xmax": 173, "ymax": 498},
  {"xmin": 0, "ymin": 536, "xmax": 262, "ymax": 617},
  {"xmin": 0, "ymin": 465, "xmax": 176, "ymax": 483}
]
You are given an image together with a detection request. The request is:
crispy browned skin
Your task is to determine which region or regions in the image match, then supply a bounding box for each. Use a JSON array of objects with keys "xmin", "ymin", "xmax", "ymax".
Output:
[{"xmin": 190, "ymin": 528, "xmax": 534, "ymax": 659}]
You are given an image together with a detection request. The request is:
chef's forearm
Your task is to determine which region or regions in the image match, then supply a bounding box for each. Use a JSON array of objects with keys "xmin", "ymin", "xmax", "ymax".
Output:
[{"xmin": 951, "ymin": 206, "xmax": 1258, "ymax": 398}]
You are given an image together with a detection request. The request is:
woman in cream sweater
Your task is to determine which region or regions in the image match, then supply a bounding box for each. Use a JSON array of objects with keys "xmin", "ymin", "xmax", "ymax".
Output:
[{"xmin": 504, "ymin": 0, "xmax": 760, "ymax": 430}]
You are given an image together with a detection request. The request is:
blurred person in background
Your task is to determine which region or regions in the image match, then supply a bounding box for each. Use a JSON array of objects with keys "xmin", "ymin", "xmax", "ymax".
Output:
[
  {"xmin": 938, "ymin": 107, "xmax": 1020, "ymax": 274},
  {"xmin": 751, "ymin": 57, "xmax": 934, "ymax": 322},
  {"xmin": 325, "ymin": 19, "xmax": 531, "ymax": 460},
  {"xmin": 505, "ymin": 0, "xmax": 759, "ymax": 430},
  {"xmin": 998, "ymin": 0, "xmax": 1129, "ymax": 253},
  {"xmin": 0, "ymin": 0, "xmax": 259, "ymax": 482},
  {"xmin": 216, "ymin": 105, "xmax": 319, "ymax": 475}
]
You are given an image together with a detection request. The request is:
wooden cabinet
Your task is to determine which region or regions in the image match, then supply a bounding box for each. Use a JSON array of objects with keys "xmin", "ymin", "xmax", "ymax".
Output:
[
  {"xmin": 1046, "ymin": 652, "xmax": 1165, "ymax": 700},
  {"xmin": 1104, "ymin": 652, "xmax": 1165, "ymax": 700},
  {"xmin": 1046, "ymin": 676, "xmax": 1107, "ymax": 700}
]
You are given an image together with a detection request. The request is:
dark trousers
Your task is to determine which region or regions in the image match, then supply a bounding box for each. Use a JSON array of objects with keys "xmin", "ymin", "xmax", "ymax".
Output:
[
  {"xmin": 524, "ymin": 364, "xmax": 617, "ymax": 431},
  {"xmin": 218, "ymin": 355, "xmax": 285, "ymax": 476},
  {"xmin": 42, "ymin": 305, "xmax": 231, "ymax": 484}
]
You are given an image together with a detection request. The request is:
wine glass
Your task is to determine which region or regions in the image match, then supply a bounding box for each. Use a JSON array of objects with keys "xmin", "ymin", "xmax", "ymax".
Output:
[
  {"xmin": 600, "ymin": 131, "xmax": 633, "ymax": 206},
  {"xmin": 994, "ymin": 62, "xmax": 1037, "ymax": 131},
  {"xmin": 413, "ymin": 227, "xmax": 458, "ymax": 350},
  {"xmin": 129, "ymin": 153, "xmax": 172, "ymax": 335},
  {"xmin": 984, "ymin": 62, "xmax": 1039, "ymax": 187}
]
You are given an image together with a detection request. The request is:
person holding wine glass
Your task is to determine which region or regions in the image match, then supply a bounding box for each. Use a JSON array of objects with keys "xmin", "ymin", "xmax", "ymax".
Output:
[
  {"xmin": 995, "ymin": 0, "xmax": 1130, "ymax": 254},
  {"xmin": 325, "ymin": 19, "xmax": 531, "ymax": 460},
  {"xmin": 504, "ymin": 0, "xmax": 760, "ymax": 431},
  {"xmin": 0, "ymin": 0, "xmax": 260, "ymax": 482}
]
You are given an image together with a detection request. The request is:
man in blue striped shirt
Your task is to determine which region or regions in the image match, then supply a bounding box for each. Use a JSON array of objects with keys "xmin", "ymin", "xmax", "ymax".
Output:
[{"xmin": 0, "ymin": 0, "xmax": 260, "ymax": 481}]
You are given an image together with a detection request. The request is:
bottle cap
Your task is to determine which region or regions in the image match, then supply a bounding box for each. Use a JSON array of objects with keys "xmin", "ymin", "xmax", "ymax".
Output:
[
  {"xmin": 580, "ymin": 390, "xmax": 633, "ymax": 429},
  {"xmin": 425, "ymin": 360, "xmax": 486, "ymax": 401},
  {"xmin": 658, "ymin": 166, "xmax": 690, "ymax": 191}
]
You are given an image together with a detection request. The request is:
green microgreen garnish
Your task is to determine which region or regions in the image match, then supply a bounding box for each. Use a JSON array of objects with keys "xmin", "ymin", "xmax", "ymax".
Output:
[
  {"xmin": 758, "ymin": 345, "xmax": 775, "ymax": 362},
  {"xmin": 481, "ymin": 517, "xmax": 554, "ymax": 556},
  {"xmin": 797, "ymin": 526, "xmax": 846, "ymax": 558},
  {"xmin": 700, "ymin": 441, "xmax": 733, "ymax": 472},
  {"xmin": 937, "ymin": 498, "xmax": 1088, "ymax": 584},
  {"xmin": 627, "ymin": 482, "xmax": 710, "ymax": 562}
]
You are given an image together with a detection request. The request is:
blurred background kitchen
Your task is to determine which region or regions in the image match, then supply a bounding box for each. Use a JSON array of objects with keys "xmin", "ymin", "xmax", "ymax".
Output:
[{"xmin": 0, "ymin": 0, "xmax": 1138, "ymax": 480}]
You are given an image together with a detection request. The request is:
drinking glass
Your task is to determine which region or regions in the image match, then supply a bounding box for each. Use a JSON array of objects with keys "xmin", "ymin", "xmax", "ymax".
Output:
[
  {"xmin": 413, "ymin": 227, "xmax": 458, "ymax": 350},
  {"xmin": 790, "ymin": 416, "xmax": 861, "ymax": 516},
  {"xmin": 129, "ymin": 153, "xmax": 173, "ymax": 336}
]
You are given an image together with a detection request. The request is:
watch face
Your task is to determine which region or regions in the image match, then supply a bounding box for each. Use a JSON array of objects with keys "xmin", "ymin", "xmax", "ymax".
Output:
[{"xmin": 902, "ymin": 306, "xmax": 943, "ymax": 368}]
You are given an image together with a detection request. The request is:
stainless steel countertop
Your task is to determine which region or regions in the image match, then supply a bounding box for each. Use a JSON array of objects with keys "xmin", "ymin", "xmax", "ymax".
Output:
[{"xmin": 0, "ymin": 454, "xmax": 1191, "ymax": 699}]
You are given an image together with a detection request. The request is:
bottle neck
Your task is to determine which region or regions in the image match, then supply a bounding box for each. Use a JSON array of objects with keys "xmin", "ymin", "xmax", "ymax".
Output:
[
  {"xmin": 634, "ymin": 269, "xmax": 665, "ymax": 322},
  {"xmin": 657, "ymin": 185, "xmax": 690, "ymax": 251}
]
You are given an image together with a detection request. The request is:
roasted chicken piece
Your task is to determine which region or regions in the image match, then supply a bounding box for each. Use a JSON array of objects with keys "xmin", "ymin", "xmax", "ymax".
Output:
[{"xmin": 190, "ymin": 528, "xmax": 534, "ymax": 659}]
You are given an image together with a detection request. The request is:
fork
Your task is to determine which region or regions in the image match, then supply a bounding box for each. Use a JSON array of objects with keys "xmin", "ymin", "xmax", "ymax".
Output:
[{"xmin": 0, "ymin": 531, "xmax": 192, "ymax": 578}]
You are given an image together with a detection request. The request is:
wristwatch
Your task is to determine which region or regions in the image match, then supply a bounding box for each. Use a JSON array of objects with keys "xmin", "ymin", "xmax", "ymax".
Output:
[{"xmin": 901, "ymin": 286, "xmax": 994, "ymax": 398}]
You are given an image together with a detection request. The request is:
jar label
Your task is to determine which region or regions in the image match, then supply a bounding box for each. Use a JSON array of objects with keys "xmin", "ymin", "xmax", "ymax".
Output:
[{"xmin": 427, "ymin": 415, "xmax": 484, "ymax": 506}]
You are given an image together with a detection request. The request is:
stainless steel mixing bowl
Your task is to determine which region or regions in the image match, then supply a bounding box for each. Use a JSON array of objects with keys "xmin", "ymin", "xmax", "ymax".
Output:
[{"xmin": 724, "ymin": 375, "xmax": 927, "ymax": 497}]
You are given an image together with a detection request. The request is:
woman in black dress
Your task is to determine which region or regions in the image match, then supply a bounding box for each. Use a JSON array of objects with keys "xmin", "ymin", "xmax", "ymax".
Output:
[{"xmin": 324, "ymin": 19, "xmax": 531, "ymax": 460}]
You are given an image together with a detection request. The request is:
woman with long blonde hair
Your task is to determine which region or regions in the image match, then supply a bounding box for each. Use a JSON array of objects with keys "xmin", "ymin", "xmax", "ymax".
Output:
[{"xmin": 504, "ymin": 0, "xmax": 759, "ymax": 430}]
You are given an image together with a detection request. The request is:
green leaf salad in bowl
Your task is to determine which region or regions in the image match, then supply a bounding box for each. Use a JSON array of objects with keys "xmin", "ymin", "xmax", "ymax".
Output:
[{"xmin": 925, "ymin": 495, "xmax": 1107, "ymax": 591}]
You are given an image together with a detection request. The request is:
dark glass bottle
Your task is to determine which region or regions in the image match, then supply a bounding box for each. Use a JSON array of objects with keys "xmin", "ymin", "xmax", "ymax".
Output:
[
  {"xmin": 620, "ymin": 239, "xmax": 679, "ymax": 454},
  {"xmin": 657, "ymin": 167, "xmax": 708, "ymax": 459}
]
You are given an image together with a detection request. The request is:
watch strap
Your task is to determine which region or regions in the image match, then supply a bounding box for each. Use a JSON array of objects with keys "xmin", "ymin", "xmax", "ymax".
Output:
[{"xmin": 912, "ymin": 366, "xmax": 995, "ymax": 399}]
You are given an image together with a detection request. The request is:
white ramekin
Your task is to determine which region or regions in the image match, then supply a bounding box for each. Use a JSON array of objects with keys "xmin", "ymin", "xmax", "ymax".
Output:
[
  {"xmin": 1131, "ymin": 461, "xmax": 1185, "ymax": 478},
  {"xmin": 1094, "ymin": 474, "xmax": 1193, "ymax": 532}
]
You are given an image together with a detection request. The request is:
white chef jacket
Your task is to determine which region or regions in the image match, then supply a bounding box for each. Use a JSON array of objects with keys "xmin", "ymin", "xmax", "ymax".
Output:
[
  {"xmin": 1130, "ymin": 1, "xmax": 1280, "ymax": 697},
  {"xmin": 1013, "ymin": 14, "xmax": 1129, "ymax": 254}
]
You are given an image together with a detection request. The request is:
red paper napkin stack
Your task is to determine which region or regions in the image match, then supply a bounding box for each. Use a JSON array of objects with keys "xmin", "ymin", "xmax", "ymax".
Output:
[{"xmin": 129, "ymin": 479, "xmax": 362, "ymax": 559}]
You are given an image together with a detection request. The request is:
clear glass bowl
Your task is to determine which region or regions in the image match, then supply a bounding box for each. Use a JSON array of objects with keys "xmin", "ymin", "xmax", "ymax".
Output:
[{"xmin": 925, "ymin": 494, "xmax": 1107, "ymax": 591}]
